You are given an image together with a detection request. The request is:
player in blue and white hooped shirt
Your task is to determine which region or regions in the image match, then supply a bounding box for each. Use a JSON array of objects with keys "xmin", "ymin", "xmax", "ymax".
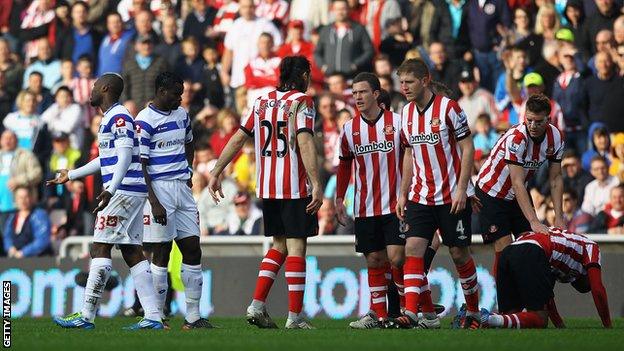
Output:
[
  {"xmin": 135, "ymin": 72, "xmax": 213, "ymax": 329},
  {"xmin": 47, "ymin": 73, "xmax": 163, "ymax": 330}
]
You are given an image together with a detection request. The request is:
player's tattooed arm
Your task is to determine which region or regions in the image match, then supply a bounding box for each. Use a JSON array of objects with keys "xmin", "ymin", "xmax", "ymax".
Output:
[
  {"xmin": 209, "ymin": 129, "xmax": 249, "ymax": 203},
  {"xmin": 141, "ymin": 159, "xmax": 167, "ymax": 225}
]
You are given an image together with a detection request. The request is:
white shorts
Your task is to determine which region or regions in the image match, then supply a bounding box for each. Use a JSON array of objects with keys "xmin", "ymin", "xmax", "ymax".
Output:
[
  {"xmin": 93, "ymin": 193, "xmax": 146, "ymax": 246},
  {"xmin": 143, "ymin": 179, "xmax": 200, "ymax": 243}
]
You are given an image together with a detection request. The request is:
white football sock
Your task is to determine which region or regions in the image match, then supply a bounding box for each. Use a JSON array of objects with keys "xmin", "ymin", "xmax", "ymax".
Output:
[
  {"xmin": 181, "ymin": 263, "xmax": 203, "ymax": 323},
  {"xmin": 81, "ymin": 258, "xmax": 112, "ymax": 323},
  {"xmin": 488, "ymin": 314, "xmax": 504, "ymax": 327},
  {"xmin": 150, "ymin": 263, "xmax": 169, "ymax": 320},
  {"xmin": 130, "ymin": 260, "xmax": 161, "ymax": 322}
]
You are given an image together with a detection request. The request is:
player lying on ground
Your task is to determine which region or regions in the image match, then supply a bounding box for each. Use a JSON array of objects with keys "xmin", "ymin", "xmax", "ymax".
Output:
[
  {"xmin": 481, "ymin": 228, "xmax": 611, "ymax": 329},
  {"xmin": 48, "ymin": 73, "xmax": 163, "ymax": 330},
  {"xmin": 209, "ymin": 55, "xmax": 322, "ymax": 329}
]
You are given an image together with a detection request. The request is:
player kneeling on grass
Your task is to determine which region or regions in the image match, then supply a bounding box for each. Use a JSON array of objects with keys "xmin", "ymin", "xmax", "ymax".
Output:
[
  {"xmin": 209, "ymin": 56, "xmax": 322, "ymax": 329},
  {"xmin": 482, "ymin": 227, "xmax": 611, "ymax": 329},
  {"xmin": 48, "ymin": 74, "xmax": 163, "ymax": 330}
]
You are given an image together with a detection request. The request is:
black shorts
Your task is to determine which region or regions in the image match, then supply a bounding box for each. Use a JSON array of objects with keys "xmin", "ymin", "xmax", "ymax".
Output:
[
  {"xmin": 497, "ymin": 242, "xmax": 555, "ymax": 312},
  {"xmin": 476, "ymin": 187, "xmax": 531, "ymax": 244},
  {"xmin": 404, "ymin": 200, "xmax": 472, "ymax": 247},
  {"xmin": 262, "ymin": 197, "xmax": 318, "ymax": 238},
  {"xmin": 354, "ymin": 214, "xmax": 406, "ymax": 254}
]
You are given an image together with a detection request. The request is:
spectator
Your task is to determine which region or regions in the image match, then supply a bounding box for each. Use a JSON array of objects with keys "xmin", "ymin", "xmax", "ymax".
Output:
[
  {"xmin": 183, "ymin": 0, "xmax": 218, "ymax": 48},
  {"xmin": 326, "ymin": 72, "xmax": 355, "ymax": 111},
  {"xmin": 180, "ymin": 80, "xmax": 203, "ymax": 119},
  {"xmin": 379, "ymin": 17, "xmax": 415, "ymax": 68},
  {"xmin": 193, "ymin": 141, "xmax": 216, "ymax": 180},
  {"xmin": 255, "ymin": 0, "xmax": 290, "ymax": 28},
  {"xmin": 175, "ymin": 37, "xmax": 205, "ymax": 94},
  {"xmin": 0, "ymin": 38, "xmax": 23, "ymax": 100},
  {"xmin": 3, "ymin": 185, "xmax": 52, "ymax": 258},
  {"xmin": 314, "ymin": 0, "xmax": 374, "ymax": 78},
  {"xmin": 200, "ymin": 46, "xmax": 225, "ymax": 109},
  {"xmin": 533, "ymin": 40, "xmax": 561, "ymax": 97},
  {"xmin": 587, "ymin": 29, "xmax": 616, "ymax": 75},
  {"xmin": 221, "ymin": 0, "xmax": 282, "ymax": 100},
  {"xmin": 19, "ymin": 0, "xmax": 56, "ymax": 63},
  {"xmin": 3, "ymin": 90, "xmax": 42, "ymax": 150},
  {"xmin": 534, "ymin": 3, "xmax": 561, "ymax": 46},
  {"xmin": 428, "ymin": 41, "xmax": 462, "ymax": 99},
  {"xmin": 22, "ymin": 39, "xmax": 62, "ymax": 91},
  {"xmin": 55, "ymin": 59, "xmax": 74, "ymax": 92},
  {"xmin": 125, "ymin": 10, "xmax": 160, "ymax": 58},
  {"xmin": 501, "ymin": 7, "xmax": 542, "ymax": 65},
  {"xmin": 121, "ymin": 35, "xmax": 168, "ymax": 109},
  {"xmin": 457, "ymin": 68, "xmax": 499, "ymax": 130},
  {"xmin": 553, "ymin": 43, "xmax": 587, "ymax": 154},
  {"xmin": 58, "ymin": 178, "xmax": 93, "ymax": 240},
  {"xmin": 582, "ymin": 123, "xmax": 611, "ymax": 171},
  {"xmin": 232, "ymin": 139, "xmax": 256, "ymax": 194},
  {"xmin": 589, "ymin": 184, "xmax": 624, "ymax": 234},
  {"xmin": 210, "ymin": 0, "xmax": 240, "ymax": 43},
  {"xmin": 55, "ymin": 1, "xmax": 103, "ymax": 65},
  {"xmin": 580, "ymin": 0, "xmax": 619, "ymax": 60},
  {"xmin": 210, "ymin": 108, "xmax": 239, "ymax": 157},
  {"xmin": 360, "ymin": 0, "xmax": 401, "ymax": 50},
  {"xmin": 582, "ymin": 155, "xmax": 619, "ymax": 216},
  {"xmin": 430, "ymin": 0, "xmax": 471, "ymax": 60},
  {"xmin": 47, "ymin": 131, "xmax": 81, "ymax": 206},
  {"xmin": 465, "ymin": 0, "xmax": 512, "ymax": 91},
  {"xmin": 244, "ymin": 32, "xmax": 281, "ymax": 109},
  {"xmin": 472, "ymin": 113, "xmax": 499, "ymax": 153},
  {"xmin": 587, "ymin": 52, "xmax": 624, "ymax": 132},
  {"xmin": 198, "ymin": 163, "xmax": 238, "ymax": 235},
  {"xmin": 378, "ymin": 74, "xmax": 406, "ymax": 113},
  {"xmin": 289, "ymin": 0, "xmax": 330, "ymax": 38},
  {"xmin": 41, "ymin": 86, "xmax": 84, "ymax": 149},
  {"xmin": 97, "ymin": 12, "xmax": 134, "ymax": 76},
  {"xmin": 562, "ymin": 150, "xmax": 594, "ymax": 201},
  {"xmin": 68, "ymin": 56, "xmax": 97, "ymax": 124},
  {"xmin": 615, "ymin": 15, "xmax": 624, "ymax": 47},
  {"xmin": 218, "ymin": 192, "xmax": 263, "ymax": 236},
  {"xmin": 495, "ymin": 46, "xmax": 528, "ymax": 127},
  {"xmin": 25, "ymin": 71, "xmax": 53, "ymax": 114},
  {"xmin": 0, "ymin": 130, "xmax": 43, "ymax": 226},
  {"xmin": 405, "ymin": 0, "xmax": 438, "ymax": 51},
  {"xmin": 0, "ymin": 72, "xmax": 10, "ymax": 125},
  {"xmin": 155, "ymin": 15, "xmax": 183, "ymax": 68},
  {"xmin": 609, "ymin": 133, "xmax": 624, "ymax": 179},
  {"xmin": 315, "ymin": 93, "xmax": 340, "ymax": 177},
  {"xmin": 562, "ymin": 0, "xmax": 586, "ymax": 49},
  {"xmin": 562, "ymin": 187, "xmax": 593, "ymax": 233},
  {"xmin": 276, "ymin": 20, "xmax": 324, "ymax": 89},
  {"xmin": 324, "ymin": 172, "xmax": 354, "ymax": 234}
]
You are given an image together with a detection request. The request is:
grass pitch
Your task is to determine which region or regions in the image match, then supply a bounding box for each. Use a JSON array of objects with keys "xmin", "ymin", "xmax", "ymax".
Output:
[{"xmin": 11, "ymin": 317, "xmax": 624, "ymax": 351}]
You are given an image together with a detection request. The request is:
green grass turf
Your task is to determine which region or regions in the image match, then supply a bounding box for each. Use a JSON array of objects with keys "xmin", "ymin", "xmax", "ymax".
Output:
[{"xmin": 10, "ymin": 317, "xmax": 624, "ymax": 351}]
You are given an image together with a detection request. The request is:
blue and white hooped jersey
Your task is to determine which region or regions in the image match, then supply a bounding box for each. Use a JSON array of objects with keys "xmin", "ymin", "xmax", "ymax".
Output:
[
  {"xmin": 99, "ymin": 103, "xmax": 147, "ymax": 196},
  {"xmin": 135, "ymin": 105, "xmax": 193, "ymax": 181}
]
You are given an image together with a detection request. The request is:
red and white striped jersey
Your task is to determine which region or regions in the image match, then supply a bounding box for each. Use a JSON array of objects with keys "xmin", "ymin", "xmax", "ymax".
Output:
[
  {"xmin": 339, "ymin": 110, "xmax": 403, "ymax": 217},
  {"xmin": 401, "ymin": 94, "xmax": 473, "ymax": 206},
  {"xmin": 255, "ymin": 0, "xmax": 289, "ymax": 23},
  {"xmin": 477, "ymin": 123, "xmax": 564, "ymax": 200},
  {"xmin": 514, "ymin": 228, "xmax": 601, "ymax": 283},
  {"xmin": 213, "ymin": 2, "xmax": 240, "ymax": 34},
  {"xmin": 240, "ymin": 89, "xmax": 315, "ymax": 199}
]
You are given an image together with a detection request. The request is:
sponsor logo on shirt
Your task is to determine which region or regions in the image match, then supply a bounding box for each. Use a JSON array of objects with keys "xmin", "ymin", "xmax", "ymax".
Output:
[
  {"xmin": 409, "ymin": 133, "xmax": 440, "ymax": 145},
  {"xmin": 523, "ymin": 159, "xmax": 545, "ymax": 169},
  {"xmin": 354, "ymin": 140, "xmax": 394, "ymax": 155},
  {"xmin": 115, "ymin": 117, "xmax": 126, "ymax": 127},
  {"xmin": 509, "ymin": 142, "xmax": 521, "ymax": 153},
  {"xmin": 156, "ymin": 138, "xmax": 186, "ymax": 148}
]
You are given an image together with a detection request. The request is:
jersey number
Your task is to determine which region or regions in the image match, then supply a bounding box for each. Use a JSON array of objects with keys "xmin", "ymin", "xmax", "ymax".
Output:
[
  {"xmin": 260, "ymin": 120, "xmax": 288, "ymax": 158},
  {"xmin": 96, "ymin": 215, "xmax": 118, "ymax": 230},
  {"xmin": 456, "ymin": 220, "xmax": 465, "ymax": 235}
]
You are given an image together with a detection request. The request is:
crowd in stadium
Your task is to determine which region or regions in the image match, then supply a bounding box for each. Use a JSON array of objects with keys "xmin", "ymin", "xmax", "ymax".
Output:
[{"xmin": 0, "ymin": 0, "xmax": 624, "ymax": 257}]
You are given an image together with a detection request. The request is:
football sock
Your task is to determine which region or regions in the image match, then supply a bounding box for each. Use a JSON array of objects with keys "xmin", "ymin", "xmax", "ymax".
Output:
[
  {"xmin": 81, "ymin": 258, "xmax": 112, "ymax": 323},
  {"xmin": 181, "ymin": 263, "xmax": 203, "ymax": 324},
  {"xmin": 404, "ymin": 256, "xmax": 433, "ymax": 314},
  {"xmin": 367, "ymin": 266, "xmax": 388, "ymax": 319},
  {"xmin": 252, "ymin": 249, "xmax": 286, "ymax": 307},
  {"xmin": 457, "ymin": 258, "xmax": 480, "ymax": 314},
  {"xmin": 150, "ymin": 263, "xmax": 169, "ymax": 319},
  {"xmin": 285, "ymin": 256, "xmax": 306, "ymax": 317},
  {"xmin": 489, "ymin": 311, "xmax": 546, "ymax": 329},
  {"xmin": 130, "ymin": 260, "xmax": 161, "ymax": 322},
  {"xmin": 391, "ymin": 265, "xmax": 405, "ymax": 309}
]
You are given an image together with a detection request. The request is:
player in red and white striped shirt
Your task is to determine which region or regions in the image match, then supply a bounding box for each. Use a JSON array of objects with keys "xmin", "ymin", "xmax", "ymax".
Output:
[
  {"xmin": 483, "ymin": 227, "xmax": 611, "ymax": 329},
  {"xmin": 209, "ymin": 56, "xmax": 322, "ymax": 330},
  {"xmin": 335, "ymin": 73, "xmax": 405, "ymax": 328},
  {"xmin": 395, "ymin": 59, "xmax": 481, "ymax": 329},
  {"xmin": 255, "ymin": 0, "xmax": 289, "ymax": 26},
  {"xmin": 476, "ymin": 94, "xmax": 565, "ymax": 277}
]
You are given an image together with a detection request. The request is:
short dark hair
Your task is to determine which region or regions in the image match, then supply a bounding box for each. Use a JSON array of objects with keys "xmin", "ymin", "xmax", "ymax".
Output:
[
  {"xmin": 352, "ymin": 72, "xmax": 381, "ymax": 93},
  {"xmin": 77, "ymin": 55, "xmax": 93, "ymax": 65},
  {"xmin": 563, "ymin": 187, "xmax": 578, "ymax": 201},
  {"xmin": 525, "ymin": 93, "xmax": 551, "ymax": 116},
  {"xmin": 278, "ymin": 55, "xmax": 311, "ymax": 92},
  {"xmin": 155, "ymin": 71, "xmax": 183, "ymax": 94},
  {"xmin": 562, "ymin": 149, "xmax": 579, "ymax": 160},
  {"xmin": 13, "ymin": 185, "xmax": 32, "ymax": 195},
  {"xmin": 590, "ymin": 155, "xmax": 608, "ymax": 166},
  {"xmin": 397, "ymin": 59, "xmax": 430, "ymax": 79},
  {"xmin": 377, "ymin": 89, "xmax": 391, "ymax": 110},
  {"xmin": 29, "ymin": 71, "xmax": 43, "ymax": 79},
  {"xmin": 54, "ymin": 85, "xmax": 72, "ymax": 97},
  {"xmin": 259, "ymin": 32, "xmax": 274, "ymax": 42},
  {"xmin": 71, "ymin": 1, "xmax": 89, "ymax": 12}
]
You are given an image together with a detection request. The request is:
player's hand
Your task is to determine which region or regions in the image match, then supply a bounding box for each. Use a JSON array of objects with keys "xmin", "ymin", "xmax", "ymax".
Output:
[
  {"xmin": 93, "ymin": 191, "xmax": 112, "ymax": 214},
  {"xmin": 151, "ymin": 200, "xmax": 167, "ymax": 226},
  {"xmin": 306, "ymin": 187, "xmax": 323, "ymax": 214},
  {"xmin": 396, "ymin": 195, "xmax": 407, "ymax": 221},
  {"xmin": 208, "ymin": 174, "xmax": 224, "ymax": 204},
  {"xmin": 530, "ymin": 220, "xmax": 549, "ymax": 234},
  {"xmin": 335, "ymin": 198, "xmax": 347, "ymax": 226},
  {"xmin": 553, "ymin": 216, "xmax": 566, "ymax": 229},
  {"xmin": 46, "ymin": 169, "xmax": 70, "ymax": 186},
  {"xmin": 470, "ymin": 195, "xmax": 482, "ymax": 213},
  {"xmin": 450, "ymin": 190, "xmax": 467, "ymax": 214}
]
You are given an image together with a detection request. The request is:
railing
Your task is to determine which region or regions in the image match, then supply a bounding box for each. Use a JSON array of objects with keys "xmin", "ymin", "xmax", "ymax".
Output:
[{"xmin": 57, "ymin": 234, "xmax": 624, "ymax": 260}]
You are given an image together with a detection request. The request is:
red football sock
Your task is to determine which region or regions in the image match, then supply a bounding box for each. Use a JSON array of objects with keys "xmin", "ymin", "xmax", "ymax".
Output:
[
  {"xmin": 368, "ymin": 267, "xmax": 388, "ymax": 319},
  {"xmin": 500, "ymin": 312, "xmax": 547, "ymax": 329},
  {"xmin": 252, "ymin": 249, "xmax": 286, "ymax": 302},
  {"xmin": 391, "ymin": 266, "xmax": 405, "ymax": 309},
  {"xmin": 493, "ymin": 251, "xmax": 501, "ymax": 279},
  {"xmin": 285, "ymin": 256, "xmax": 306, "ymax": 314},
  {"xmin": 403, "ymin": 256, "xmax": 430, "ymax": 315},
  {"xmin": 419, "ymin": 276, "xmax": 435, "ymax": 313},
  {"xmin": 457, "ymin": 258, "xmax": 479, "ymax": 313}
]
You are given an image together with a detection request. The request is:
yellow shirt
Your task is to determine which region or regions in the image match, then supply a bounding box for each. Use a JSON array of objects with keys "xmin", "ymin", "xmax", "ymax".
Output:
[{"xmin": 233, "ymin": 153, "xmax": 256, "ymax": 194}]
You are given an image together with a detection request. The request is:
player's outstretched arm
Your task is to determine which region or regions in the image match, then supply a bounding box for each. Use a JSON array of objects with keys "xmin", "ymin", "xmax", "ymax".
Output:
[
  {"xmin": 587, "ymin": 266, "xmax": 612, "ymax": 328},
  {"xmin": 209, "ymin": 129, "xmax": 249, "ymax": 203},
  {"xmin": 46, "ymin": 157, "xmax": 101, "ymax": 186},
  {"xmin": 451, "ymin": 136, "xmax": 474, "ymax": 214},
  {"xmin": 548, "ymin": 162, "xmax": 565, "ymax": 228},
  {"xmin": 509, "ymin": 164, "xmax": 549, "ymax": 234},
  {"xmin": 297, "ymin": 131, "xmax": 322, "ymax": 214}
]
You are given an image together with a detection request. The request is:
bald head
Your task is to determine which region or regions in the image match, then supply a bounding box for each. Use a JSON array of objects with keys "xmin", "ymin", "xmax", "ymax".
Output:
[
  {"xmin": 614, "ymin": 16, "xmax": 624, "ymax": 44},
  {"xmin": 90, "ymin": 73, "xmax": 124, "ymax": 107}
]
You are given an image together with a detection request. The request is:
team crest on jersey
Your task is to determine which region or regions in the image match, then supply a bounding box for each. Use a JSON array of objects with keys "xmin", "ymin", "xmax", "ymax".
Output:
[
  {"xmin": 135, "ymin": 124, "xmax": 141, "ymax": 133},
  {"xmin": 430, "ymin": 118, "xmax": 441, "ymax": 127},
  {"xmin": 509, "ymin": 142, "xmax": 521, "ymax": 153},
  {"xmin": 546, "ymin": 146, "xmax": 555, "ymax": 156},
  {"xmin": 352, "ymin": 131, "xmax": 360, "ymax": 136},
  {"xmin": 115, "ymin": 117, "xmax": 126, "ymax": 127},
  {"xmin": 143, "ymin": 215, "xmax": 150, "ymax": 225},
  {"xmin": 384, "ymin": 125, "xmax": 395, "ymax": 135}
]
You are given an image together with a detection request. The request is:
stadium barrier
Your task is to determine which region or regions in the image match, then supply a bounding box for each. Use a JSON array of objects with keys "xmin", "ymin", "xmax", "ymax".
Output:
[{"xmin": 2, "ymin": 234, "xmax": 624, "ymax": 319}]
